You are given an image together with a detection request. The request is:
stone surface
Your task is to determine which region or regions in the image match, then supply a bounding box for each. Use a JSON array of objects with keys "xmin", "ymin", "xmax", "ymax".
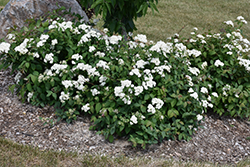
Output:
[{"xmin": 0, "ymin": 0, "xmax": 89, "ymax": 40}]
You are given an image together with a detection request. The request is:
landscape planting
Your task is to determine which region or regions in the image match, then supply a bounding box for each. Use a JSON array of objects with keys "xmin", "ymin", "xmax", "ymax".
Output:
[{"xmin": 0, "ymin": 11, "xmax": 250, "ymax": 148}]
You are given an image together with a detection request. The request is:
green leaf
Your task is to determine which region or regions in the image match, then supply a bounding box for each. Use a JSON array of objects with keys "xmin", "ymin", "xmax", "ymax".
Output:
[
  {"xmin": 95, "ymin": 103, "xmax": 102, "ymax": 112},
  {"xmin": 168, "ymin": 109, "xmax": 179, "ymax": 118},
  {"xmin": 108, "ymin": 135, "xmax": 114, "ymax": 143},
  {"xmin": 91, "ymin": 0, "xmax": 103, "ymax": 9},
  {"xmin": 31, "ymin": 75, "xmax": 36, "ymax": 83},
  {"xmin": 9, "ymin": 84, "xmax": 16, "ymax": 94},
  {"xmin": 110, "ymin": 126, "xmax": 115, "ymax": 135},
  {"xmin": 171, "ymin": 99, "xmax": 177, "ymax": 107},
  {"xmin": 27, "ymin": 83, "xmax": 32, "ymax": 91}
]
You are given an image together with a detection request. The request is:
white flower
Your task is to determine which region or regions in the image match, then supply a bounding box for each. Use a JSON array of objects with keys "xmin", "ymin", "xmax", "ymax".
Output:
[
  {"xmin": 121, "ymin": 80, "xmax": 132, "ymax": 88},
  {"xmin": 81, "ymin": 103, "xmax": 90, "ymax": 112},
  {"xmin": 188, "ymin": 88, "xmax": 194, "ymax": 93},
  {"xmin": 190, "ymin": 92, "xmax": 198, "ymax": 100},
  {"xmin": 187, "ymin": 49, "xmax": 201, "ymax": 57},
  {"xmin": 96, "ymin": 60, "xmax": 109, "ymax": 70},
  {"xmin": 59, "ymin": 92, "xmax": 70, "ymax": 103},
  {"xmin": 134, "ymin": 34, "xmax": 147, "ymax": 43},
  {"xmin": 62, "ymin": 80, "xmax": 73, "ymax": 89},
  {"xmin": 91, "ymin": 88, "xmax": 100, "ymax": 96},
  {"xmin": 147, "ymin": 104, "xmax": 156, "ymax": 114},
  {"xmin": 197, "ymin": 114, "xmax": 203, "ymax": 121},
  {"xmin": 134, "ymin": 86, "xmax": 143, "ymax": 96},
  {"xmin": 109, "ymin": 35, "xmax": 122, "ymax": 45},
  {"xmin": 152, "ymin": 98, "xmax": 164, "ymax": 109},
  {"xmin": 6, "ymin": 33, "xmax": 15, "ymax": 40},
  {"xmin": 14, "ymin": 71, "xmax": 22, "ymax": 83},
  {"xmin": 211, "ymin": 92, "xmax": 219, "ymax": 98},
  {"xmin": 201, "ymin": 100, "xmax": 209, "ymax": 108},
  {"xmin": 188, "ymin": 67, "xmax": 200, "ymax": 76},
  {"xmin": 201, "ymin": 61, "xmax": 207, "ymax": 69},
  {"xmin": 150, "ymin": 58, "xmax": 161, "ymax": 65},
  {"xmin": 130, "ymin": 115, "xmax": 138, "ymax": 125},
  {"xmin": 44, "ymin": 53, "xmax": 54, "ymax": 64},
  {"xmin": 200, "ymin": 87, "xmax": 208, "ymax": 94},
  {"xmin": 226, "ymin": 51, "xmax": 233, "ymax": 55},
  {"xmin": 95, "ymin": 51, "xmax": 105, "ymax": 57},
  {"xmin": 103, "ymin": 28, "xmax": 109, "ymax": 33},
  {"xmin": 51, "ymin": 39, "xmax": 58, "ymax": 46},
  {"xmin": 27, "ymin": 92, "xmax": 33, "ymax": 102},
  {"xmin": 0, "ymin": 42, "xmax": 11, "ymax": 54},
  {"xmin": 135, "ymin": 60, "xmax": 149, "ymax": 69},
  {"xmin": 114, "ymin": 86, "xmax": 124, "ymax": 97},
  {"xmin": 224, "ymin": 20, "xmax": 234, "ymax": 27},
  {"xmin": 197, "ymin": 34, "xmax": 205, "ymax": 39},
  {"xmin": 193, "ymin": 27, "xmax": 198, "ymax": 31},
  {"xmin": 40, "ymin": 34, "xmax": 49, "ymax": 41},
  {"xmin": 129, "ymin": 68, "xmax": 141, "ymax": 77},
  {"xmin": 89, "ymin": 46, "xmax": 96, "ymax": 52},
  {"xmin": 32, "ymin": 52, "xmax": 40, "ymax": 58},
  {"xmin": 214, "ymin": 59, "xmax": 224, "ymax": 67},
  {"xmin": 237, "ymin": 16, "xmax": 245, "ymax": 21},
  {"xmin": 72, "ymin": 53, "xmax": 82, "ymax": 61}
]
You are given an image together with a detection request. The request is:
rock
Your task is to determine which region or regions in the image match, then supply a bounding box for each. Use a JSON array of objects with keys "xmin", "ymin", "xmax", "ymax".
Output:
[{"xmin": 0, "ymin": 0, "xmax": 89, "ymax": 40}]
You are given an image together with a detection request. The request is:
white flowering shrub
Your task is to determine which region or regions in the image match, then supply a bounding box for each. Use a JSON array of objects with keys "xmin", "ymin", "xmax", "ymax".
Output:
[
  {"xmin": 182, "ymin": 16, "xmax": 250, "ymax": 118},
  {"xmin": 0, "ymin": 14, "xmax": 250, "ymax": 148}
]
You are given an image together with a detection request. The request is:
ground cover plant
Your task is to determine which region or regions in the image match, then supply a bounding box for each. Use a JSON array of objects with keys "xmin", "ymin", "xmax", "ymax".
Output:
[{"xmin": 0, "ymin": 7, "xmax": 250, "ymax": 148}]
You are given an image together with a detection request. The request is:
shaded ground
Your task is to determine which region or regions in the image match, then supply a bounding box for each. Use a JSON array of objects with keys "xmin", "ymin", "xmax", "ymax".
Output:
[{"xmin": 1, "ymin": 67, "xmax": 250, "ymax": 166}]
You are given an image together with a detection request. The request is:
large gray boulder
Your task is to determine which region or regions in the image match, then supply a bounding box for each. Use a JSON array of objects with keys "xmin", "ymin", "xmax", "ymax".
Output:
[{"xmin": 0, "ymin": 0, "xmax": 89, "ymax": 40}]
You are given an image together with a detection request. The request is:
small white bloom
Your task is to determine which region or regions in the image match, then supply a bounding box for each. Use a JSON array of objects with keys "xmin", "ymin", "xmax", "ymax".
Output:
[
  {"xmin": 188, "ymin": 88, "xmax": 194, "ymax": 93},
  {"xmin": 134, "ymin": 34, "xmax": 147, "ymax": 43},
  {"xmin": 147, "ymin": 104, "xmax": 156, "ymax": 114},
  {"xmin": 214, "ymin": 59, "xmax": 224, "ymax": 67},
  {"xmin": 89, "ymin": 46, "xmax": 96, "ymax": 52},
  {"xmin": 224, "ymin": 20, "xmax": 234, "ymax": 27},
  {"xmin": 27, "ymin": 92, "xmax": 33, "ymax": 102},
  {"xmin": 91, "ymin": 88, "xmax": 100, "ymax": 96},
  {"xmin": 51, "ymin": 39, "xmax": 58, "ymax": 46},
  {"xmin": 130, "ymin": 115, "xmax": 138, "ymax": 125},
  {"xmin": 152, "ymin": 98, "xmax": 164, "ymax": 109},
  {"xmin": 103, "ymin": 28, "xmax": 109, "ymax": 33},
  {"xmin": 197, "ymin": 114, "xmax": 203, "ymax": 121},
  {"xmin": 81, "ymin": 103, "xmax": 90, "ymax": 112},
  {"xmin": 201, "ymin": 61, "xmax": 207, "ymax": 69},
  {"xmin": 190, "ymin": 92, "xmax": 198, "ymax": 100},
  {"xmin": 0, "ymin": 42, "xmax": 11, "ymax": 54},
  {"xmin": 188, "ymin": 67, "xmax": 200, "ymax": 76},
  {"xmin": 200, "ymin": 87, "xmax": 208, "ymax": 94},
  {"xmin": 211, "ymin": 92, "xmax": 219, "ymax": 98}
]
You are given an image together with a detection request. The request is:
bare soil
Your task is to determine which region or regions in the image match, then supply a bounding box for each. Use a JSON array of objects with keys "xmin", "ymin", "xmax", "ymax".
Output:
[{"xmin": 1, "ymin": 67, "xmax": 250, "ymax": 166}]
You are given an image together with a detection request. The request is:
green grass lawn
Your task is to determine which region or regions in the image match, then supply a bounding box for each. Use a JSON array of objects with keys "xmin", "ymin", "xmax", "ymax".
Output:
[{"xmin": 1, "ymin": 0, "xmax": 250, "ymax": 166}]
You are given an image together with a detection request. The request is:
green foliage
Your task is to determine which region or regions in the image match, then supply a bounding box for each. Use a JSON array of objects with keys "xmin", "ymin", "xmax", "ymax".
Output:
[
  {"xmin": 78, "ymin": 0, "xmax": 158, "ymax": 36},
  {"xmin": 0, "ymin": 11, "xmax": 250, "ymax": 149}
]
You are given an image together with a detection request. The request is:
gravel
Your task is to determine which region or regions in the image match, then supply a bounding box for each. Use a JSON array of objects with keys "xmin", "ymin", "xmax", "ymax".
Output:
[{"xmin": 1, "ymin": 67, "xmax": 250, "ymax": 166}]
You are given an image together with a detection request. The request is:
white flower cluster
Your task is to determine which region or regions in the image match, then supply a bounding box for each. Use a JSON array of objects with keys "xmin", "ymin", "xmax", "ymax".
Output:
[
  {"xmin": 95, "ymin": 51, "xmax": 105, "ymax": 57},
  {"xmin": 237, "ymin": 16, "xmax": 247, "ymax": 24},
  {"xmin": 109, "ymin": 35, "xmax": 122, "ymax": 45},
  {"xmin": 44, "ymin": 53, "xmax": 54, "ymax": 64},
  {"xmin": 150, "ymin": 41, "xmax": 173, "ymax": 56},
  {"xmin": 51, "ymin": 64, "xmax": 68, "ymax": 74},
  {"xmin": 129, "ymin": 68, "xmax": 141, "ymax": 77},
  {"xmin": 152, "ymin": 65, "xmax": 171, "ymax": 77},
  {"xmin": 237, "ymin": 57, "xmax": 250, "ymax": 71},
  {"xmin": 99, "ymin": 75, "xmax": 107, "ymax": 86},
  {"xmin": 151, "ymin": 98, "xmax": 164, "ymax": 109},
  {"xmin": 188, "ymin": 67, "xmax": 200, "ymax": 76},
  {"xmin": 214, "ymin": 59, "xmax": 224, "ymax": 67},
  {"xmin": 201, "ymin": 61, "xmax": 207, "ymax": 69},
  {"xmin": 224, "ymin": 20, "xmax": 234, "ymax": 27},
  {"xmin": 134, "ymin": 60, "xmax": 149, "ymax": 69},
  {"xmin": 59, "ymin": 91, "xmax": 70, "ymax": 103},
  {"xmin": 81, "ymin": 103, "xmax": 90, "ymax": 112},
  {"xmin": 142, "ymin": 73, "xmax": 156, "ymax": 90},
  {"xmin": 73, "ymin": 63, "xmax": 100, "ymax": 77},
  {"xmin": 96, "ymin": 60, "xmax": 110, "ymax": 70},
  {"xmin": 91, "ymin": 88, "xmax": 100, "ymax": 96},
  {"xmin": 37, "ymin": 34, "xmax": 49, "ymax": 47},
  {"xmin": 15, "ymin": 38, "xmax": 31, "ymax": 54},
  {"xmin": 27, "ymin": 92, "xmax": 34, "ymax": 102},
  {"xmin": 185, "ymin": 75, "xmax": 194, "ymax": 86},
  {"xmin": 134, "ymin": 34, "xmax": 147, "ymax": 43},
  {"xmin": 0, "ymin": 42, "xmax": 11, "ymax": 54},
  {"xmin": 130, "ymin": 115, "xmax": 138, "ymax": 125},
  {"xmin": 62, "ymin": 80, "xmax": 73, "ymax": 89},
  {"xmin": 187, "ymin": 49, "xmax": 202, "ymax": 57}
]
